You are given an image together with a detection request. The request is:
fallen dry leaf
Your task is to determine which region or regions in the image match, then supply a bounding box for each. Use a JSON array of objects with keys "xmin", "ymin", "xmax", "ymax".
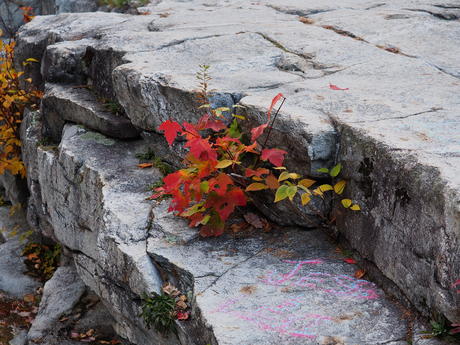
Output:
[
  {"xmin": 176, "ymin": 311, "xmax": 189, "ymax": 320},
  {"xmin": 344, "ymin": 258, "xmax": 357, "ymax": 264},
  {"xmin": 354, "ymin": 269, "xmax": 366, "ymax": 279},
  {"xmin": 329, "ymin": 83, "xmax": 349, "ymax": 91},
  {"xmin": 299, "ymin": 16, "xmax": 314, "ymax": 24},
  {"xmin": 240, "ymin": 285, "xmax": 257, "ymax": 294},
  {"xmin": 243, "ymin": 212, "xmax": 264, "ymax": 229},
  {"xmin": 137, "ymin": 163, "xmax": 153, "ymax": 169},
  {"xmin": 176, "ymin": 300, "xmax": 187, "ymax": 310},
  {"xmin": 23, "ymin": 294, "xmax": 35, "ymax": 303},
  {"xmin": 230, "ymin": 221, "xmax": 249, "ymax": 233}
]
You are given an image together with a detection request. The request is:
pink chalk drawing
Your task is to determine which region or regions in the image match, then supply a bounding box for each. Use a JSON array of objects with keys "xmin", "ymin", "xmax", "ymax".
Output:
[
  {"xmin": 210, "ymin": 259, "xmax": 380, "ymax": 339},
  {"xmin": 212, "ymin": 297, "xmax": 334, "ymax": 338},
  {"xmin": 261, "ymin": 260, "xmax": 379, "ymax": 300}
]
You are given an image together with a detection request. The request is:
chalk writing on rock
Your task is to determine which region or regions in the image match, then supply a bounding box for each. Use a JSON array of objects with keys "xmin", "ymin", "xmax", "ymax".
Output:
[
  {"xmin": 261, "ymin": 260, "xmax": 379, "ymax": 300},
  {"xmin": 211, "ymin": 259, "xmax": 380, "ymax": 339}
]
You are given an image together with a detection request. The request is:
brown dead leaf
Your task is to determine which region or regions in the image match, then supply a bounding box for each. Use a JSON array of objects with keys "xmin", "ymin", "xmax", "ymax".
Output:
[
  {"xmin": 354, "ymin": 269, "xmax": 366, "ymax": 279},
  {"xmin": 243, "ymin": 212, "xmax": 264, "ymax": 229},
  {"xmin": 230, "ymin": 221, "xmax": 249, "ymax": 233},
  {"xmin": 265, "ymin": 174, "xmax": 280, "ymax": 189},
  {"xmin": 159, "ymin": 12, "xmax": 170, "ymax": 17},
  {"xmin": 137, "ymin": 163, "xmax": 153, "ymax": 169},
  {"xmin": 179, "ymin": 295, "xmax": 187, "ymax": 302},
  {"xmin": 343, "ymin": 109, "xmax": 353, "ymax": 113},
  {"xmin": 176, "ymin": 300, "xmax": 187, "ymax": 310},
  {"xmin": 240, "ymin": 285, "xmax": 257, "ymax": 294},
  {"xmin": 299, "ymin": 16, "xmax": 314, "ymax": 24},
  {"xmin": 162, "ymin": 282, "xmax": 180, "ymax": 297},
  {"xmin": 23, "ymin": 294, "xmax": 35, "ymax": 303}
]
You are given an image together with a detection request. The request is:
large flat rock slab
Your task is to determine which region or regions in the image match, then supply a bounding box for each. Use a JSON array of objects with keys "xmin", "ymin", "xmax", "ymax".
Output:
[{"xmin": 147, "ymin": 208, "xmax": 409, "ymax": 345}]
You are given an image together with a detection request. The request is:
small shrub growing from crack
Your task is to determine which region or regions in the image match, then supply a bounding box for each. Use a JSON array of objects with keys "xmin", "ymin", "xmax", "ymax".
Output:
[
  {"xmin": 136, "ymin": 150, "xmax": 174, "ymax": 175},
  {"xmin": 149, "ymin": 65, "xmax": 361, "ymax": 236},
  {"xmin": 140, "ymin": 283, "xmax": 189, "ymax": 334}
]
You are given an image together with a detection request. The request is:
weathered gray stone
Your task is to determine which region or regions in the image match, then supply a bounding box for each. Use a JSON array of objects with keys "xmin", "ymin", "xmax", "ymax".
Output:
[
  {"xmin": 27, "ymin": 265, "xmax": 86, "ymax": 341},
  {"xmin": 41, "ymin": 83, "xmax": 141, "ymax": 141},
  {"xmin": 147, "ymin": 206, "xmax": 411, "ymax": 345},
  {"xmin": 0, "ymin": 206, "xmax": 40, "ymax": 298},
  {"xmin": 13, "ymin": 0, "xmax": 460, "ymax": 343}
]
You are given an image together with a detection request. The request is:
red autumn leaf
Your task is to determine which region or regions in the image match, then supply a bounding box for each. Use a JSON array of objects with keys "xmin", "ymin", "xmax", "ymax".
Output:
[
  {"xmin": 197, "ymin": 114, "xmax": 226, "ymax": 131},
  {"xmin": 185, "ymin": 137, "xmax": 217, "ymax": 161},
  {"xmin": 159, "ymin": 120, "xmax": 182, "ymax": 145},
  {"xmin": 329, "ymin": 83, "xmax": 349, "ymax": 91},
  {"xmin": 260, "ymin": 148, "xmax": 287, "ymax": 167},
  {"xmin": 182, "ymin": 121, "xmax": 200, "ymax": 140},
  {"xmin": 176, "ymin": 311, "xmax": 189, "ymax": 320},
  {"xmin": 344, "ymin": 258, "xmax": 357, "ymax": 264},
  {"xmin": 245, "ymin": 168, "xmax": 270, "ymax": 178},
  {"xmin": 267, "ymin": 93, "xmax": 284, "ymax": 119},
  {"xmin": 250, "ymin": 123, "xmax": 268, "ymax": 142},
  {"xmin": 163, "ymin": 171, "xmax": 184, "ymax": 192},
  {"xmin": 209, "ymin": 173, "xmax": 233, "ymax": 196}
]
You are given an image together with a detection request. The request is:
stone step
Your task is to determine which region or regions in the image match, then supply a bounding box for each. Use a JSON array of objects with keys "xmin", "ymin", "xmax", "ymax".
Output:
[
  {"xmin": 41, "ymin": 83, "xmax": 141, "ymax": 141},
  {"xmin": 21, "ymin": 111, "xmax": 451, "ymax": 344}
]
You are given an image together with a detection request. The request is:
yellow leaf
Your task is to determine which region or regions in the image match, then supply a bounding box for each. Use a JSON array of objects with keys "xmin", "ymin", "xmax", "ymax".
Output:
[
  {"xmin": 350, "ymin": 204, "xmax": 361, "ymax": 211},
  {"xmin": 278, "ymin": 172, "xmax": 301, "ymax": 182},
  {"xmin": 252, "ymin": 176, "xmax": 263, "ymax": 181},
  {"xmin": 301, "ymin": 193, "xmax": 311, "ymax": 205},
  {"xmin": 299, "ymin": 179, "xmax": 315, "ymax": 188},
  {"xmin": 341, "ymin": 199, "xmax": 352, "ymax": 208},
  {"xmin": 318, "ymin": 184, "xmax": 333, "ymax": 192},
  {"xmin": 334, "ymin": 180, "xmax": 346, "ymax": 194},
  {"xmin": 273, "ymin": 166, "xmax": 286, "ymax": 170},
  {"xmin": 246, "ymin": 183, "xmax": 268, "ymax": 192},
  {"xmin": 216, "ymin": 160, "xmax": 233, "ymax": 169}
]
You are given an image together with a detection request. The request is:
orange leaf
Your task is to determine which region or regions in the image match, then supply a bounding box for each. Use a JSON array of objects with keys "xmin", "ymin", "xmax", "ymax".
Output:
[
  {"xmin": 354, "ymin": 269, "xmax": 366, "ymax": 279},
  {"xmin": 137, "ymin": 163, "xmax": 153, "ymax": 168},
  {"xmin": 265, "ymin": 174, "xmax": 280, "ymax": 189}
]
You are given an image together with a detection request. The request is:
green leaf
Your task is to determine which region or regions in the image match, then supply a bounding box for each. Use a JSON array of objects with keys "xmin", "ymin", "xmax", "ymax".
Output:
[
  {"xmin": 341, "ymin": 199, "xmax": 352, "ymax": 208},
  {"xmin": 200, "ymin": 214, "xmax": 211, "ymax": 225},
  {"xmin": 286, "ymin": 185, "xmax": 298, "ymax": 201},
  {"xmin": 334, "ymin": 180, "xmax": 346, "ymax": 194},
  {"xmin": 228, "ymin": 119, "xmax": 241, "ymax": 138},
  {"xmin": 329, "ymin": 163, "xmax": 342, "ymax": 177},
  {"xmin": 274, "ymin": 185, "xmax": 289, "ymax": 202},
  {"xmin": 316, "ymin": 168, "xmax": 329, "ymax": 173},
  {"xmin": 200, "ymin": 181, "xmax": 209, "ymax": 193},
  {"xmin": 181, "ymin": 203, "xmax": 204, "ymax": 217}
]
